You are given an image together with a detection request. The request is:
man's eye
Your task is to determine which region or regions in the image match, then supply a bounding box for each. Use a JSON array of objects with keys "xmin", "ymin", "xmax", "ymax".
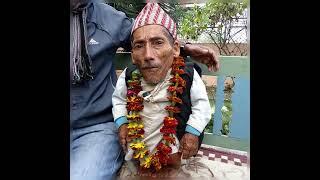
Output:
[
  {"xmin": 155, "ymin": 41, "xmax": 163, "ymax": 45},
  {"xmin": 134, "ymin": 44, "xmax": 143, "ymax": 49}
]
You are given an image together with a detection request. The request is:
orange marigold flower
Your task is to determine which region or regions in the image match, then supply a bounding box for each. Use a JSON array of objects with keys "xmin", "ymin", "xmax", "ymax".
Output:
[
  {"xmin": 162, "ymin": 135, "xmax": 176, "ymax": 145},
  {"xmin": 157, "ymin": 143, "xmax": 172, "ymax": 154},
  {"xmin": 163, "ymin": 117, "xmax": 178, "ymax": 128},
  {"xmin": 171, "ymin": 67, "xmax": 185, "ymax": 75},
  {"xmin": 167, "ymin": 86, "xmax": 184, "ymax": 94},
  {"xmin": 127, "ymin": 103, "xmax": 144, "ymax": 111},
  {"xmin": 169, "ymin": 76, "xmax": 186, "ymax": 88},
  {"xmin": 156, "ymin": 152, "xmax": 170, "ymax": 165},
  {"xmin": 172, "ymin": 57, "xmax": 185, "ymax": 67},
  {"xmin": 127, "ymin": 96, "xmax": 143, "ymax": 103},
  {"xmin": 128, "ymin": 133, "xmax": 144, "ymax": 139},
  {"xmin": 164, "ymin": 117, "xmax": 177, "ymax": 121},
  {"xmin": 167, "ymin": 96, "xmax": 182, "ymax": 104},
  {"xmin": 165, "ymin": 106, "xmax": 181, "ymax": 113},
  {"xmin": 127, "ymin": 80, "xmax": 140, "ymax": 87},
  {"xmin": 151, "ymin": 155, "xmax": 162, "ymax": 171},
  {"xmin": 160, "ymin": 127, "xmax": 176, "ymax": 134}
]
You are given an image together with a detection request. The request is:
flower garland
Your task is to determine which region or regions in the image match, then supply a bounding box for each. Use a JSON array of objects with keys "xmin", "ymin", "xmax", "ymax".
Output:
[{"xmin": 126, "ymin": 56, "xmax": 186, "ymax": 171}]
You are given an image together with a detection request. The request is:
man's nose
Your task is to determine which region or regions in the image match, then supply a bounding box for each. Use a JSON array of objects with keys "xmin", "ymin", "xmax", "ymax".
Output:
[{"xmin": 144, "ymin": 43, "xmax": 155, "ymax": 61}]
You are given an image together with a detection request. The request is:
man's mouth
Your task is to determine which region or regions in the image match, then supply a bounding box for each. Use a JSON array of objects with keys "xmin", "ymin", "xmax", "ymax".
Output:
[{"xmin": 142, "ymin": 67, "xmax": 158, "ymax": 71}]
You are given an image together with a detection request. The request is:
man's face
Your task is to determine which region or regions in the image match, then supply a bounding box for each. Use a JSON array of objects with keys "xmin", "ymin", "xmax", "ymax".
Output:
[{"xmin": 131, "ymin": 25, "xmax": 180, "ymax": 84}]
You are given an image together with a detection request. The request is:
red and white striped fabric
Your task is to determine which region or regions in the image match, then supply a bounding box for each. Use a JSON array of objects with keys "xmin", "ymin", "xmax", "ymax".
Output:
[{"xmin": 131, "ymin": 2, "xmax": 177, "ymax": 39}]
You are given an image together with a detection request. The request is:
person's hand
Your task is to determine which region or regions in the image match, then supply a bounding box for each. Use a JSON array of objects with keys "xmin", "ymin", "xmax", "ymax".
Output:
[
  {"xmin": 118, "ymin": 124, "xmax": 128, "ymax": 152},
  {"xmin": 178, "ymin": 133, "xmax": 199, "ymax": 159},
  {"xmin": 183, "ymin": 44, "xmax": 219, "ymax": 72}
]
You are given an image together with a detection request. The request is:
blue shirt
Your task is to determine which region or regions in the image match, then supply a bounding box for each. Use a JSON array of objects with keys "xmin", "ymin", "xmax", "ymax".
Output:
[{"xmin": 70, "ymin": 0, "xmax": 133, "ymax": 128}]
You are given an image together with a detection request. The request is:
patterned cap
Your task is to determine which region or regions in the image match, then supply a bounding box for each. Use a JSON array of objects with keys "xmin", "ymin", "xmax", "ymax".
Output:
[{"xmin": 131, "ymin": 3, "xmax": 177, "ymax": 39}]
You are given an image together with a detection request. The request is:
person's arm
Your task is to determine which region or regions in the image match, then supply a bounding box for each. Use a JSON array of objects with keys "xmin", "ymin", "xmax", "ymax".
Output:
[
  {"xmin": 179, "ymin": 68, "xmax": 211, "ymax": 159},
  {"xmin": 119, "ymin": 17, "xmax": 134, "ymax": 52},
  {"xmin": 186, "ymin": 69, "xmax": 211, "ymax": 132},
  {"xmin": 112, "ymin": 69, "xmax": 128, "ymax": 127},
  {"xmin": 181, "ymin": 43, "xmax": 220, "ymax": 72},
  {"xmin": 112, "ymin": 69, "xmax": 129, "ymax": 151},
  {"xmin": 115, "ymin": 7, "xmax": 134, "ymax": 52}
]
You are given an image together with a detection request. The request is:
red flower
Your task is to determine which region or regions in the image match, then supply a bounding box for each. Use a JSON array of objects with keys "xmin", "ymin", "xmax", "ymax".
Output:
[
  {"xmin": 170, "ymin": 76, "xmax": 186, "ymax": 88},
  {"xmin": 157, "ymin": 142, "xmax": 172, "ymax": 155},
  {"xmin": 165, "ymin": 106, "xmax": 181, "ymax": 113},
  {"xmin": 127, "ymin": 88, "xmax": 142, "ymax": 96},
  {"xmin": 137, "ymin": 129, "xmax": 145, "ymax": 135},
  {"xmin": 160, "ymin": 127, "xmax": 176, "ymax": 134},
  {"xmin": 160, "ymin": 147, "xmax": 172, "ymax": 156},
  {"xmin": 167, "ymin": 86, "xmax": 183, "ymax": 94},
  {"xmin": 163, "ymin": 117, "xmax": 178, "ymax": 128},
  {"xmin": 128, "ymin": 86, "xmax": 142, "ymax": 92},
  {"xmin": 172, "ymin": 57, "xmax": 185, "ymax": 67},
  {"xmin": 127, "ymin": 103, "xmax": 144, "ymax": 111},
  {"xmin": 128, "ymin": 133, "xmax": 144, "ymax": 139},
  {"xmin": 171, "ymin": 67, "xmax": 185, "ymax": 75},
  {"xmin": 156, "ymin": 152, "xmax": 170, "ymax": 165},
  {"xmin": 162, "ymin": 135, "xmax": 176, "ymax": 145},
  {"xmin": 127, "ymin": 96, "xmax": 143, "ymax": 103},
  {"xmin": 127, "ymin": 90, "xmax": 137, "ymax": 96},
  {"xmin": 167, "ymin": 96, "xmax": 182, "ymax": 104},
  {"xmin": 151, "ymin": 155, "xmax": 162, "ymax": 171},
  {"xmin": 164, "ymin": 116, "xmax": 177, "ymax": 121},
  {"xmin": 128, "ymin": 80, "xmax": 140, "ymax": 87}
]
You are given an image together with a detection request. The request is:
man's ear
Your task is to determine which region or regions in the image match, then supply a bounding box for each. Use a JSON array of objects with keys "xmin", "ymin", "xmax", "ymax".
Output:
[
  {"xmin": 131, "ymin": 52, "xmax": 136, "ymax": 65},
  {"xmin": 173, "ymin": 40, "xmax": 180, "ymax": 57}
]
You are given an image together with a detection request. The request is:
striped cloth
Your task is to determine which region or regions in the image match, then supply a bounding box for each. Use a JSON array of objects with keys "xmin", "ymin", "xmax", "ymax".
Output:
[{"xmin": 131, "ymin": 2, "xmax": 177, "ymax": 39}]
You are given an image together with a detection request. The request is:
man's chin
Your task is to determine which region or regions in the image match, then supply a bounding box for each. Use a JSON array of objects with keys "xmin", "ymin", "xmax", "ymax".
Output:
[
  {"xmin": 142, "ymin": 73, "xmax": 161, "ymax": 84},
  {"xmin": 144, "ymin": 78, "xmax": 161, "ymax": 84}
]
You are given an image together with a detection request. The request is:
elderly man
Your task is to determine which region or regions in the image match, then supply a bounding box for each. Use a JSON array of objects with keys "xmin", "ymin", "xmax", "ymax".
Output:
[{"xmin": 113, "ymin": 3, "xmax": 214, "ymax": 178}]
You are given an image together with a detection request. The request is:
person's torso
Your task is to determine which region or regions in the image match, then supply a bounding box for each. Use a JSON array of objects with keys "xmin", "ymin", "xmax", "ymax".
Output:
[
  {"xmin": 138, "ymin": 70, "xmax": 180, "ymax": 154},
  {"xmin": 70, "ymin": 2, "xmax": 132, "ymax": 128},
  {"xmin": 124, "ymin": 62, "xmax": 205, "ymax": 156}
]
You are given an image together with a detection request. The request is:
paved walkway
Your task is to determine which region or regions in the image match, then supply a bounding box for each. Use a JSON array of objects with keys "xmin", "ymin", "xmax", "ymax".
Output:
[{"xmin": 196, "ymin": 144, "xmax": 250, "ymax": 180}]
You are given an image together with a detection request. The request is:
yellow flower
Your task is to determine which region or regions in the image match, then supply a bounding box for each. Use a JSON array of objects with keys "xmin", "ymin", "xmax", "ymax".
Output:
[
  {"xmin": 128, "ymin": 122, "xmax": 144, "ymax": 130},
  {"xmin": 137, "ymin": 124, "xmax": 144, "ymax": 129},
  {"xmin": 127, "ymin": 114, "xmax": 139, "ymax": 120},
  {"xmin": 128, "ymin": 122, "xmax": 138, "ymax": 129},
  {"xmin": 130, "ymin": 142, "xmax": 145, "ymax": 150},
  {"xmin": 141, "ymin": 156, "xmax": 152, "ymax": 168},
  {"xmin": 134, "ymin": 150, "xmax": 148, "ymax": 159}
]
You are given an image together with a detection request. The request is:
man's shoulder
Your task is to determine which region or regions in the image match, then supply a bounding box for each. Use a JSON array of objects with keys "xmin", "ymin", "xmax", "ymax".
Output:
[
  {"xmin": 90, "ymin": 2, "xmax": 130, "ymax": 23},
  {"xmin": 93, "ymin": 2, "xmax": 120, "ymax": 14},
  {"xmin": 88, "ymin": 2, "xmax": 133, "ymax": 38}
]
